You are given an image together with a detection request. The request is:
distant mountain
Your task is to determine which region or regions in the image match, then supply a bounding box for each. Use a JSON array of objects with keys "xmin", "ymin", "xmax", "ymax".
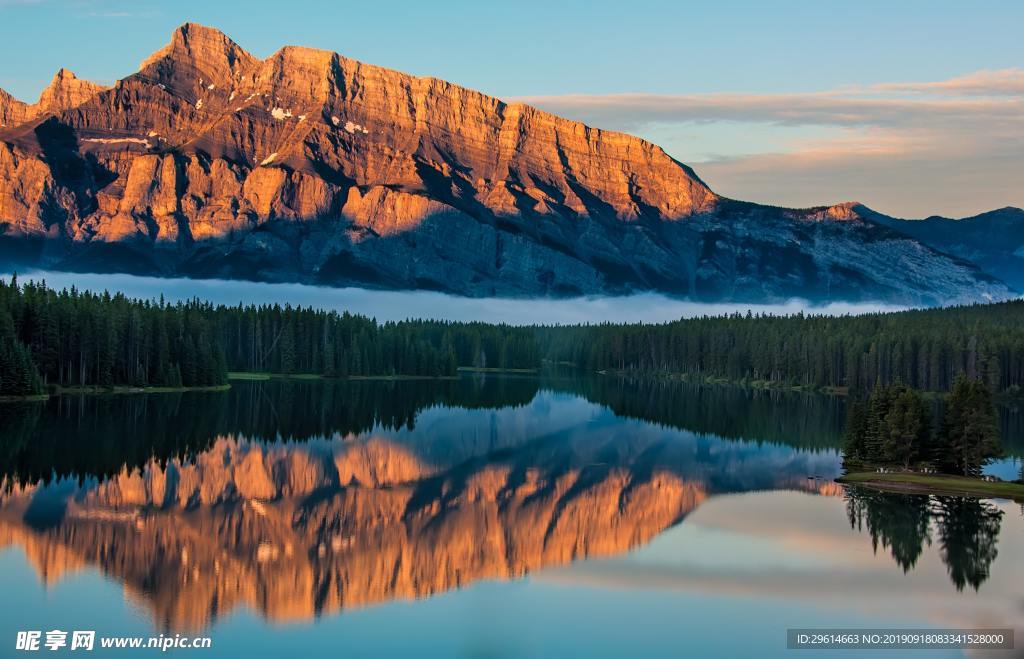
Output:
[
  {"xmin": 0, "ymin": 68, "xmax": 107, "ymax": 127},
  {"xmin": 866, "ymin": 207, "xmax": 1024, "ymax": 293},
  {"xmin": 0, "ymin": 24, "xmax": 1013, "ymax": 305}
]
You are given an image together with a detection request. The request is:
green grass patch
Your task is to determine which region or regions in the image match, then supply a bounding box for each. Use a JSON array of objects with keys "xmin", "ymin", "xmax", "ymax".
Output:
[
  {"xmin": 228, "ymin": 372, "xmax": 324, "ymax": 380},
  {"xmin": 229, "ymin": 371, "xmax": 458, "ymax": 382},
  {"xmin": 838, "ymin": 471, "xmax": 1024, "ymax": 501},
  {"xmin": 51, "ymin": 384, "xmax": 230, "ymax": 395},
  {"xmin": 227, "ymin": 372, "xmax": 272, "ymax": 380},
  {"xmin": 347, "ymin": 374, "xmax": 458, "ymax": 381},
  {"xmin": 458, "ymin": 367, "xmax": 539, "ymax": 374},
  {"xmin": 0, "ymin": 393, "xmax": 50, "ymax": 403},
  {"xmin": 598, "ymin": 370, "xmax": 849, "ymax": 395}
]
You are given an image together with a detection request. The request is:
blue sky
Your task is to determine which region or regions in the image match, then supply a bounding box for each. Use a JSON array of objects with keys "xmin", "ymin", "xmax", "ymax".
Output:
[{"xmin": 2, "ymin": 0, "xmax": 1022, "ymax": 217}]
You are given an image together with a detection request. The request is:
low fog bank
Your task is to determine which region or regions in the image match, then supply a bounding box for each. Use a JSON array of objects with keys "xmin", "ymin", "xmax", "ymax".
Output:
[{"xmin": 6, "ymin": 270, "xmax": 907, "ymax": 325}]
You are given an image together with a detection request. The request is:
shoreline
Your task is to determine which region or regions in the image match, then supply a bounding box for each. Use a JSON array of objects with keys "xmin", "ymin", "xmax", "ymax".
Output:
[
  {"xmin": 1, "ymin": 370, "xmax": 467, "ymax": 402},
  {"xmin": 0, "ymin": 384, "xmax": 231, "ymax": 403},
  {"xmin": 0, "ymin": 394, "xmax": 50, "ymax": 403},
  {"xmin": 596, "ymin": 370, "xmax": 850, "ymax": 396},
  {"xmin": 57, "ymin": 383, "xmax": 232, "ymax": 395},
  {"xmin": 456, "ymin": 366, "xmax": 539, "ymax": 374},
  {"xmin": 595, "ymin": 370, "xmax": 1024, "ymax": 401},
  {"xmin": 837, "ymin": 471, "xmax": 1024, "ymax": 501},
  {"xmin": 227, "ymin": 372, "xmax": 460, "ymax": 382}
]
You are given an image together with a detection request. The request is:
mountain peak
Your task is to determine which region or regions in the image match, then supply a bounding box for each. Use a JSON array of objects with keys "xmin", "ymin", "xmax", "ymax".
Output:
[
  {"xmin": 799, "ymin": 201, "xmax": 869, "ymax": 222},
  {"xmin": 0, "ymin": 86, "xmax": 29, "ymax": 128},
  {"xmin": 139, "ymin": 22, "xmax": 256, "ymax": 89},
  {"xmin": 958, "ymin": 206, "xmax": 1024, "ymax": 224},
  {"xmin": 169, "ymin": 22, "xmax": 248, "ymax": 59},
  {"xmin": 0, "ymin": 86, "xmax": 21, "ymax": 107},
  {"xmin": 173, "ymin": 22, "xmax": 228, "ymax": 42},
  {"xmin": 36, "ymin": 68, "xmax": 106, "ymax": 114},
  {"xmin": 0, "ymin": 25, "xmax": 1012, "ymax": 305},
  {"xmin": 0, "ymin": 68, "xmax": 104, "ymax": 126},
  {"xmin": 830, "ymin": 200, "xmax": 864, "ymax": 215}
]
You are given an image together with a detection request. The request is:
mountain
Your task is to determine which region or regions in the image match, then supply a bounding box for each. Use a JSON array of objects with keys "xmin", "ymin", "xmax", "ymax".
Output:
[
  {"xmin": 866, "ymin": 207, "xmax": 1024, "ymax": 293},
  {"xmin": 0, "ymin": 24, "xmax": 1013, "ymax": 304},
  {"xmin": 0, "ymin": 68, "xmax": 107, "ymax": 128}
]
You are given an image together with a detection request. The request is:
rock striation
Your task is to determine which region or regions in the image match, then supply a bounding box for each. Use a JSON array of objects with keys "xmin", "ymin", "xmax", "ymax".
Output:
[
  {"xmin": 0, "ymin": 68, "xmax": 108, "ymax": 128},
  {"xmin": 0, "ymin": 24, "xmax": 1013, "ymax": 304}
]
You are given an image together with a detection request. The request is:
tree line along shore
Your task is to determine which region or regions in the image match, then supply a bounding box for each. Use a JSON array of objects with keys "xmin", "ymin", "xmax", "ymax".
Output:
[
  {"xmin": 3, "ymin": 275, "xmax": 1022, "ymax": 495},
  {"xmin": 838, "ymin": 376, "xmax": 1023, "ymax": 501},
  {"xmin": 5, "ymin": 275, "xmax": 1024, "ymax": 399}
]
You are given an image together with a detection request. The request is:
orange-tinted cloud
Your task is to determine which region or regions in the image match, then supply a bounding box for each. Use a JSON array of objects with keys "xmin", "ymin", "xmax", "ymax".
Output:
[{"xmin": 514, "ymin": 70, "xmax": 1024, "ymax": 217}]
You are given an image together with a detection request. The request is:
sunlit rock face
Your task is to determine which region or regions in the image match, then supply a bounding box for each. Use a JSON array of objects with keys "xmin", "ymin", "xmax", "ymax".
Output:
[
  {"xmin": 0, "ymin": 23, "xmax": 1010, "ymax": 304},
  {"xmin": 0, "ymin": 68, "xmax": 107, "ymax": 129}
]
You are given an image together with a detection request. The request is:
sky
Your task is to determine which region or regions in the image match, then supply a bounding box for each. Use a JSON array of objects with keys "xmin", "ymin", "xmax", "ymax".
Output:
[{"xmin": 0, "ymin": 0, "xmax": 1022, "ymax": 217}]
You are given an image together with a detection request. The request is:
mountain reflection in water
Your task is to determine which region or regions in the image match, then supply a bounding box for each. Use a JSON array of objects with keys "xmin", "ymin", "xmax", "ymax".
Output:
[{"xmin": 0, "ymin": 377, "xmax": 1018, "ymax": 638}]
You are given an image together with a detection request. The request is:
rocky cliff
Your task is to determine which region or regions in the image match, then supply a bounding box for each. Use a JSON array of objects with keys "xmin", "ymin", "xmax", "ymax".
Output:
[
  {"xmin": 0, "ymin": 24, "xmax": 1012, "ymax": 304},
  {"xmin": 0, "ymin": 68, "xmax": 107, "ymax": 129}
]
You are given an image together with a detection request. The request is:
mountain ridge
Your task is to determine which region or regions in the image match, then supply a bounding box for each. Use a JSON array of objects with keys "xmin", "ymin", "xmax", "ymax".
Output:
[
  {"xmin": 0, "ymin": 24, "xmax": 1014, "ymax": 304},
  {"xmin": 0, "ymin": 68, "xmax": 108, "ymax": 128},
  {"xmin": 865, "ymin": 205, "xmax": 1024, "ymax": 293}
]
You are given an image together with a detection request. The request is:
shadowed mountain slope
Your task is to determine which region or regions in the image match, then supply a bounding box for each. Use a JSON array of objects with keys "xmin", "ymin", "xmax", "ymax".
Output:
[{"xmin": 0, "ymin": 24, "xmax": 1012, "ymax": 304}]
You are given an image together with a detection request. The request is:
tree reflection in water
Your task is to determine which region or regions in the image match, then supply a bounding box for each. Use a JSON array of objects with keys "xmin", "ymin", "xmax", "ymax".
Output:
[{"xmin": 845, "ymin": 486, "xmax": 1003, "ymax": 591}]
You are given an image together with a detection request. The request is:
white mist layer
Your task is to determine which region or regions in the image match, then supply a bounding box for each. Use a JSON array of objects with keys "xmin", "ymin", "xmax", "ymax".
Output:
[{"xmin": 6, "ymin": 270, "xmax": 907, "ymax": 325}]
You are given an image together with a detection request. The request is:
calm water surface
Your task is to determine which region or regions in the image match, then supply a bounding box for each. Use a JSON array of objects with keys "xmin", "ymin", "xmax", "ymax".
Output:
[{"xmin": 0, "ymin": 376, "xmax": 1021, "ymax": 658}]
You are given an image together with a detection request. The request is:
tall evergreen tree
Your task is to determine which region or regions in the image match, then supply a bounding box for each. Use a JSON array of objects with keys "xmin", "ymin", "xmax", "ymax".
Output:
[
  {"xmin": 842, "ymin": 401, "xmax": 869, "ymax": 462},
  {"xmin": 882, "ymin": 386, "xmax": 932, "ymax": 468},
  {"xmin": 936, "ymin": 375, "xmax": 1002, "ymax": 477},
  {"xmin": 864, "ymin": 382, "xmax": 895, "ymax": 461}
]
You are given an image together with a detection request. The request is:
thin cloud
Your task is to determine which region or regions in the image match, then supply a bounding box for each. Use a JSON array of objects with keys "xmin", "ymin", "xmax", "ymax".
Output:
[
  {"xmin": 870, "ymin": 68, "xmax": 1024, "ymax": 96},
  {"xmin": 4, "ymin": 270, "xmax": 907, "ymax": 325},
  {"xmin": 512, "ymin": 91, "xmax": 1023, "ymax": 131},
  {"xmin": 512, "ymin": 70, "xmax": 1024, "ymax": 217}
]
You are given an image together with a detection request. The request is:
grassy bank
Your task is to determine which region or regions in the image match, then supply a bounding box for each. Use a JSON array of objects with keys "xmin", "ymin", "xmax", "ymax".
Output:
[
  {"xmin": 2, "ymin": 383, "xmax": 232, "ymax": 402},
  {"xmin": 838, "ymin": 471, "xmax": 1024, "ymax": 501},
  {"xmin": 228, "ymin": 371, "xmax": 321, "ymax": 381},
  {"xmin": 595, "ymin": 369, "xmax": 1024, "ymax": 402},
  {"xmin": 35, "ymin": 368, "xmax": 527, "ymax": 398},
  {"xmin": 54, "ymin": 384, "xmax": 231, "ymax": 395},
  {"xmin": 227, "ymin": 372, "xmax": 458, "ymax": 382},
  {"xmin": 457, "ymin": 366, "xmax": 539, "ymax": 374},
  {"xmin": 595, "ymin": 370, "xmax": 850, "ymax": 395},
  {"xmin": 0, "ymin": 393, "xmax": 50, "ymax": 403}
]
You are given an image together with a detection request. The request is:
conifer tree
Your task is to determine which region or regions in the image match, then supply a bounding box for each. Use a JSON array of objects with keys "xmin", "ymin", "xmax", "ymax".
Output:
[
  {"xmin": 936, "ymin": 375, "xmax": 1002, "ymax": 477},
  {"xmin": 863, "ymin": 383, "xmax": 895, "ymax": 461},
  {"xmin": 882, "ymin": 386, "xmax": 931, "ymax": 468},
  {"xmin": 842, "ymin": 401, "xmax": 868, "ymax": 462}
]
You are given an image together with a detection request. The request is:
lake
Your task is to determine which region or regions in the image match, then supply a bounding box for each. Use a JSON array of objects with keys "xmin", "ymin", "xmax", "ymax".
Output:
[{"xmin": 0, "ymin": 376, "xmax": 1021, "ymax": 657}]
